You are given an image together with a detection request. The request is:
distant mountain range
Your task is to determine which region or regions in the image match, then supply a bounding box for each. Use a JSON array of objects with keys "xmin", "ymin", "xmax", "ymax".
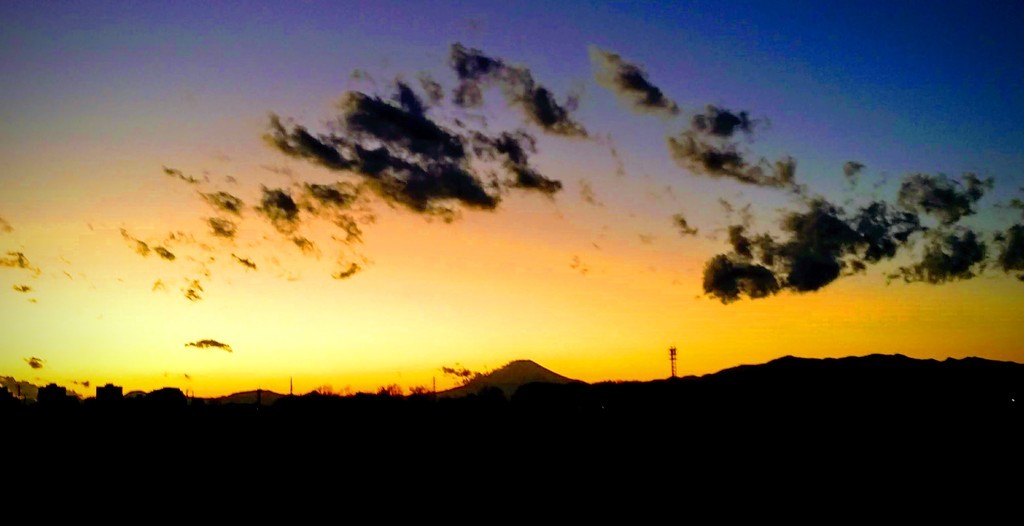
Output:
[{"xmin": 5, "ymin": 354, "xmax": 1023, "ymax": 406}]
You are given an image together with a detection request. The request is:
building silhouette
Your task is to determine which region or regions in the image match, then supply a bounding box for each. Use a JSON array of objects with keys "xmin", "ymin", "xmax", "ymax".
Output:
[{"xmin": 38, "ymin": 383, "xmax": 67, "ymax": 403}]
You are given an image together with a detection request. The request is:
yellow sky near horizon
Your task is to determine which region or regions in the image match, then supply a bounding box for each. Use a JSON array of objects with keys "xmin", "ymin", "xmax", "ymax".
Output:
[{"xmin": 3, "ymin": 150, "xmax": 1022, "ymax": 398}]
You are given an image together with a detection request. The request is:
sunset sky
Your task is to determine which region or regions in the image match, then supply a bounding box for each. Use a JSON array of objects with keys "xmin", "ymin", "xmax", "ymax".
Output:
[{"xmin": 3, "ymin": 1, "xmax": 1023, "ymax": 398}]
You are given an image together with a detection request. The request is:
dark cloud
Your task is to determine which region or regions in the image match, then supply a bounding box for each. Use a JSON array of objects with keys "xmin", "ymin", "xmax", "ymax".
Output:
[
  {"xmin": 185, "ymin": 339, "xmax": 233, "ymax": 353},
  {"xmin": 73, "ymin": 380, "xmax": 90, "ymax": 388},
  {"xmin": 201, "ymin": 191, "xmax": 245, "ymax": 216},
  {"xmin": 332, "ymin": 262, "xmax": 361, "ymax": 280},
  {"xmin": 441, "ymin": 364, "xmax": 479, "ymax": 384},
  {"xmin": 996, "ymin": 224, "xmax": 1024, "ymax": 280},
  {"xmin": 392, "ymin": 80, "xmax": 428, "ymax": 117},
  {"xmin": 718, "ymin": 199, "xmax": 754, "ymax": 227},
  {"xmin": 24, "ymin": 357, "xmax": 44, "ymax": 370},
  {"xmin": 332, "ymin": 214, "xmax": 364, "ymax": 244},
  {"xmin": 120, "ymin": 229, "xmax": 151, "ymax": 257},
  {"xmin": 1, "ymin": 376, "xmax": 39, "ymax": 400},
  {"xmin": 569, "ymin": 255, "xmax": 590, "ymax": 275},
  {"xmin": 896, "ymin": 172, "xmax": 993, "ymax": 225},
  {"xmin": 843, "ymin": 161, "xmax": 865, "ymax": 185},
  {"xmin": 702, "ymin": 255, "xmax": 780, "ymax": 303},
  {"xmin": 892, "ymin": 228, "xmax": 987, "ymax": 284},
  {"xmin": 608, "ymin": 142, "xmax": 626, "ymax": 177},
  {"xmin": 666, "ymin": 103, "xmax": 800, "ymax": 191},
  {"xmin": 0, "ymin": 252, "xmax": 38, "ymax": 274},
  {"xmin": 775, "ymin": 203, "xmax": 863, "ymax": 292},
  {"xmin": 152, "ymin": 279, "xmax": 167, "ymax": 292},
  {"xmin": 264, "ymin": 46, "xmax": 585, "ymax": 225},
  {"xmin": 704, "ymin": 197, "xmax": 929, "ymax": 302},
  {"xmin": 471, "ymin": 130, "xmax": 562, "ymax": 196},
  {"xmin": 589, "ymin": 46, "xmax": 679, "ymax": 116},
  {"xmin": 267, "ymin": 108, "xmax": 501, "ymax": 216},
  {"xmin": 208, "ymin": 217, "xmax": 238, "ymax": 239},
  {"xmin": 256, "ymin": 187, "xmax": 301, "ymax": 234},
  {"xmin": 296, "ymin": 181, "xmax": 372, "ymax": 244},
  {"xmin": 163, "ymin": 166, "xmax": 200, "ymax": 184},
  {"xmin": 343, "ymin": 90, "xmax": 464, "ymax": 159},
  {"xmin": 183, "ymin": 280, "xmax": 203, "ymax": 302},
  {"xmin": 154, "ymin": 247, "xmax": 175, "ymax": 261},
  {"xmin": 264, "ymin": 115, "xmax": 355, "ymax": 171},
  {"xmin": 231, "ymin": 254, "xmax": 257, "ymax": 270},
  {"xmin": 417, "ymin": 72, "xmax": 444, "ymax": 104},
  {"xmin": 510, "ymin": 80, "xmax": 586, "ymax": 138},
  {"xmin": 0, "ymin": 216, "xmax": 11, "ymax": 233},
  {"xmin": 852, "ymin": 201, "xmax": 922, "ymax": 263},
  {"xmin": 350, "ymin": 68, "xmax": 376, "ymax": 84},
  {"xmin": 449, "ymin": 43, "xmax": 588, "ymax": 137},
  {"xmin": 12, "ymin": 284, "xmax": 31, "ymax": 293},
  {"xmin": 672, "ymin": 213, "xmax": 699, "ymax": 236},
  {"xmin": 293, "ymin": 236, "xmax": 318, "ymax": 256},
  {"xmin": 507, "ymin": 161, "xmax": 561, "ymax": 195},
  {"xmin": 691, "ymin": 105, "xmax": 755, "ymax": 138},
  {"xmin": 449, "ymin": 42, "xmax": 506, "ymax": 83},
  {"xmin": 261, "ymin": 164, "xmax": 295, "ymax": 178},
  {"xmin": 448, "ymin": 42, "xmax": 504, "ymax": 107},
  {"xmin": 164, "ymin": 231, "xmax": 195, "ymax": 245},
  {"xmin": 121, "ymin": 229, "xmax": 174, "ymax": 260},
  {"xmin": 727, "ymin": 225, "xmax": 754, "ymax": 259},
  {"xmin": 579, "ymin": 180, "xmax": 602, "ymax": 206},
  {"xmin": 304, "ymin": 182, "xmax": 359, "ymax": 210},
  {"xmin": 667, "ymin": 133, "xmax": 797, "ymax": 189}
]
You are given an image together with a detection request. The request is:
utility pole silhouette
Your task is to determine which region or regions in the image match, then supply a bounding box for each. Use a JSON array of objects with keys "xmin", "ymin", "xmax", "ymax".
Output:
[{"xmin": 669, "ymin": 346, "xmax": 677, "ymax": 378}]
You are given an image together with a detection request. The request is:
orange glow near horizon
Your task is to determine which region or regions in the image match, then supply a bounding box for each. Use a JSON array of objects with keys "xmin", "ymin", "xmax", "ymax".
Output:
[{"xmin": 3, "ymin": 5, "xmax": 1024, "ymax": 399}]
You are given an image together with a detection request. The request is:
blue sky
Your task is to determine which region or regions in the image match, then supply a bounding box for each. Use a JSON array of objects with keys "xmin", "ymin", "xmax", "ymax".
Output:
[{"xmin": 4, "ymin": 0, "xmax": 1022, "ymax": 197}]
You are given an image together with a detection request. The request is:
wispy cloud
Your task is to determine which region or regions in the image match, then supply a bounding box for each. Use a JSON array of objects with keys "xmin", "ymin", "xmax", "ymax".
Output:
[
  {"xmin": 207, "ymin": 217, "xmax": 238, "ymax": 239},
  {"xmin": 590, "ymin": 46, "xmax": 679, "ymax": 116},
  {"xmin": 231, "ymin": 254, "xmax": 257, "ymax": 270},
  {"xmin": 332, "ymin": 262, "xmax": 361, "ymax": 280},
  {"xmin": 578, "ymin": 180, "xmax": 602, "ymax": 206},
  {"xmin": 182, "ymin": 279, "xmax": 203, "ymax": 302},
  {"xmin": 450, "ymin": 43, "xmax": 587, "ymax": 137},
  {"xmin": 0, "ymin": 251, "xmax": 40, "ymax": 274},
  {"xmin": 896, "ymin": 172, "xmax": 993, "ymax": 225},
  {"xmin": 667, "ymin": 105, "xmax": 797, "ymax": 190},
  {"xmin": 163, "ymin": 166, "xmax": 201, "ymax": 184},
  {"xmin": 185, "ymin": 339, "xmax": 233, "ymax": 352},
  {"xmin": 672, "ymin": 213, "xmax": 699, "ymax": 236},
  {"xmin": 201, "ymin": 191, "xmax": 245, "ymax": 216}
]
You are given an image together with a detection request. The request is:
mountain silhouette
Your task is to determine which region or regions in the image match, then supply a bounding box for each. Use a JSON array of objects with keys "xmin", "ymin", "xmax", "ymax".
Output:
[
  {"xmin": 439, "ymin": 359, "xmax": 581, "ymax": 398},
  {"xmin": 689, "ymin": 353, "xmax": 1024, "ymax": 409},
  {"xmin": 205, "ymin": 389, "xmax": 285, "ymax": 406}
]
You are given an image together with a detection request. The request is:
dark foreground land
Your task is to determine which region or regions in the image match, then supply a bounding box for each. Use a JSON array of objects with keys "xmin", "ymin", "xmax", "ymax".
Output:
[{"xmin": 5, "ymin": 353, "xmax": 1024, "ymax": 499}]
